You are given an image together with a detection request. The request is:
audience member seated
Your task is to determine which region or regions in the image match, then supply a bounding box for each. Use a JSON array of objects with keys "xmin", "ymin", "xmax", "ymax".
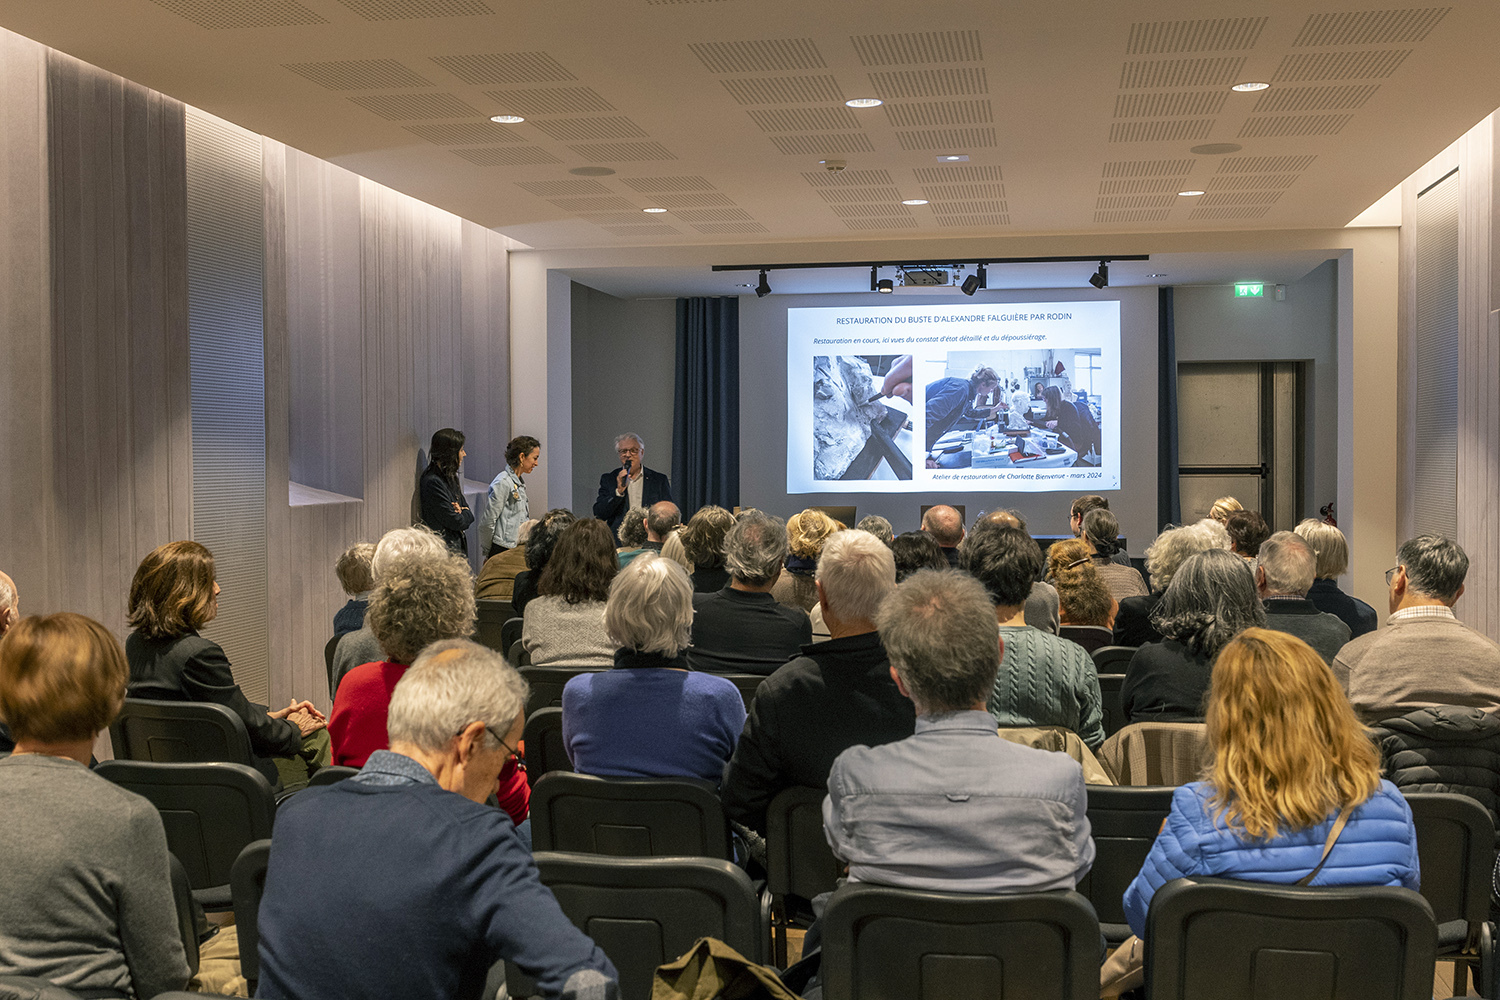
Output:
[
  {"xmin": 721, "ymin": 531, "xmax": 912, "ymax": 833},
  {"xmin": 890, "ymin": 530, "xmax": 948, "ymax": 582},
  {"xmin": 126, "ymin": 540, "xmax": 327, "ymax": 789},
  {"xmin": 522, "ymin": 519, "xmax": 618, "ymax": 666},
  {"xmin": 1114, "ymin": 521, "xmax": 1226, "ymax": 647},
  {"xmin": 1069, "ymin": 494, "xmax": 1132, "ymax": 567},
  {"xmin": 680, "ymin": 504, "xmax": 735, "ymax": 593},
  {"xmin": 981, "ymin": 509, "xmax": 1060, "ymax": 633},
  {"xmin": 332, "ymin": 526, "xmax": 451, "ymax": 693},
  {"xmin": 257, "ymin": 644, "xmax": 617, "ymax": 1000},
  {"xmin": 333, "ymin": 542, "xmax": 375, "ymax": 638},
  {"xmin": 1123, "ymin": 628, "xmax": 1420, "ymax": 937},
  {"xmin": 1079, "ymin": 509, "xmax": 1148, "ymax": 601},
  {"xmin": 1295, "ymin": 518, "xmax": 1379, "ymax": 638},
  {"xmin": 961, "ymin": 522, "xmax": 1104, "ymax": 748},
  {"xmin": 562, "ymin": 554, "xmax": 745, "ymax": 783},
  {"xmin": 1208, "ymin": 495, "xmax": 1244, "ymax": 524},
  {"xmin": 1369, "ymin": 705, "xmax": 1500, "ymax": 825},
  {"xmin": 1333, "ymin": 535, "xmax": 1500, "ymax": 722},
  {"xmin": 642, "ymin": 500, "xmax": 680, "ymax": 552},
  {"xmin": 660, "ymin": 529, "xmax": 694, "ymax": 574},
  {"xmin": 0, "ymin": 568, "xmax": 17, "ymax": 751},
  {"xmin": 920, "ymin": 504, "xmax": 965, "ymax": 568},
  {"xmin": 1254, "ymin": 531, "xmax": 1351, "ymax": 664},
  {"xmin": 854, "ymin": 514, "xmax": 894, "ymax": 546},
  {"xmin": 614, "ymin": 506, "xmax": 649, "ymax": 568},
  {"xmin": 1120, "ymin": 549, "xmax": 1265, "ymax": 724},
  {"xmin": 512, "ymin": 508, "xmax": 575, "ymax": 615},
  {"xmin": 1225, "ymin": 509, "xmax": 1271, "ymax": 560},
  {"xmin": 0, "ymin": 613, "xmax": 192, "ymax": 999},
  {"xmin": 1047, "ymin": 540, "xmax": 1117, "ymax": 654},
  {"xmin": 690, "ymin": 512, "xmax": 812, "ymax": 675},
  {"xmin": 773, "ymin": 508, "xmax": 841, "ymax": 613},
  {"xmin": 824, "ymin": 570, "xmax": 1094, "ymax": 891},
  {"xmin": 475, "ymin": 518, "xmax": 536, "ymax": 602}
]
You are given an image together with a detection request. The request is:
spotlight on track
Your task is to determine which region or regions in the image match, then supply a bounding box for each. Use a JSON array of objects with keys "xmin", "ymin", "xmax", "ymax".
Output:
[
  {"xmin": 961, "ymin": 263, "xmax": 987, "ymax": 296},
  {"xmin": 755, "ymin": 269, "xmax": 771, "ymax": 298},
  {"xmin": 1088, "ymin": 260, "xmax": 1109, "ymax": 289},
  {"xmin": 876, "ymin": 278, "xmax": 894, "ymax": 294}
]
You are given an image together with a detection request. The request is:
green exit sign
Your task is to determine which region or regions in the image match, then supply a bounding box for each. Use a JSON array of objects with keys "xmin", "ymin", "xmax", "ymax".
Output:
[{"xmin": 1234, "ymin": 283, "xmax": 1265, "ymax": 298}]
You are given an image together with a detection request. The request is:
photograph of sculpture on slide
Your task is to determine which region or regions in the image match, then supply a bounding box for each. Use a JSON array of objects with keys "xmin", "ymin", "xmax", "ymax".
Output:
[
  {"xmin": 812, "ymin": 355, "xmax": 913, "ymax": 481},
  {"xmin": 924, "ymin": 349, "xmax": 1104, "ymax": 469}
]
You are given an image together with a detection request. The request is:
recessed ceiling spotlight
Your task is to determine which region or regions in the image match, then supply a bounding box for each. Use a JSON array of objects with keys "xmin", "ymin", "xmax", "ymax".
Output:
[
  {"xmin": 489, "ymin": 114, "xmax": 525, "ymax": 123},
  {"xmin": 1147, "ymin": 273, "xmax": 1166, "ymax": 278},
  {"xmin": 642, "ymin": 207, "xmax": 668, "ymax": 213},
  {"xmin": 570, "ymin": 166, "xmax": 615, "ymax": 176},
  {"xmin": 1231, "ymin": 81, "xmax": 1270, "ymax": 92},
  {"xmin": 845, "ymin": 98, "xmax": 883, "ymax": 108},
  {"xmin": 1178, "ymin": 190, "xmax": 1206, "ymax": 196},
  {"xmin": 1190, "ymin": 143, "xmax": 1242, "ymax": 155},
  {"xmin": 901, "ymin": 199, "xmax": 929, "ymax": 206},
  {"xmin": 937, "ymin": 154, "xmax": 969, "ymax": 162}
]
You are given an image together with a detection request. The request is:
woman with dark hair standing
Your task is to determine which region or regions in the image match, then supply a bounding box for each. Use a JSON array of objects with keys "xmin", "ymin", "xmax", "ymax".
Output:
[
  {"xmin": 522, "ymin": 519, "xmax": 619, "ymax": 666},
  {"xmin": 478, "ymin": 435, "xmax": 540, "ymax": 559},
  {"xmin": 125, "ymin": 541, "xmax": 327, "ymax": 789},
  {"xmin": 419, "ymin": 427, "xmax": 474, "ymax": 555},
  {"xmin": 1039, "ymin": 385, "xmax": 1101, "ymax": 464}
]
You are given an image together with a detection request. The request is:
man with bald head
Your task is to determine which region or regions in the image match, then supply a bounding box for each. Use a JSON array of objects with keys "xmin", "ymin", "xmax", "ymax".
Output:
[
  {"xmin": 0, "ymin": 570, "xmax": 16, "ymax": 750},
  {"xmin": 1255, "ymin": 531, "xmax": 1350, "ymax": 664},
  {"xmin": 978, "ymin": 511, "xmax": 1060, "ymax": 634},
  {"xmin": 643, "ymin": 500, "xmax": 680, "ymax": 552},
  {"xmin": 921, "ymin": 505, "xmax": 965, "ymax": 568}
]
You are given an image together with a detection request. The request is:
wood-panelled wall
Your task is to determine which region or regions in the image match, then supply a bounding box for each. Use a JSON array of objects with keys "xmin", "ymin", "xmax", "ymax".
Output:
[
  {"xmin": 0, "ymin": 36, "xmax": 191, "ymax": 635},
  {"xmin": 265, "ymin": 141, "xmax": 511, "ymax": 713}
]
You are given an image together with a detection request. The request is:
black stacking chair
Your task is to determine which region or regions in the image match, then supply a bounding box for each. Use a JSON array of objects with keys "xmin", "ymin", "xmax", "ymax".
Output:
[
  {"xmin": 109, "ymin": 699, "xmax": 256, "ymax": 768},
  {"xmin": 167, "ymin": 854, "xmax": 200, "ymax": 979},
  {"xmin": 1096, "ymin": 673, "xmax": 1127, "ymax": 739},
  {"xmin": 1091, "ymin": 645, "xmax": 1137, "ymax": 675},
  {"xmin": 1076, "ymin": 784, "xmax": 1174, "ymax": 945},
  {"xmin": 507, "ymin": 852, "xmax": 766, "ymax": 1000},
  {"xmin": 95, "ymin": 760, "xmax": 275, "ymax": 909},
  {"xmin": 307, "ymin": 765, "xmax": 360, "ymax": 787},
  {"xmin": 474, "ymin": 599, "xmax": 514, "ymax": 653},
  {"xmin": 1144, "ymin": 877, "xmax": 1437, "ymax": 999},
  {"xmin": 765, "ymin": 785, "xmax": 843, "ymax": 966},
  {"xmin": 323, "ymin": 635, "xmax": 340, "ymax": 699},
  {"xmin": 820, "ymin": 882, "xmax": 1101, "ymax": 1000},
  {"xmin": 530, "ymin": 771, "xmax": 731, "ymax": 859},
  {"xmin": 500, "ymin": 616, "xmax": 525, "ymax": 660},
  {"xmin": 1404, "ymin": 792, "xmax": 1497, "ymax": 998},
  {"xmin": 231, "ymin": 839, "xmax": 271, "ymax": 994},
  {"xmin": 715, "ymin": 672, "xmax": 769, "ymax": 711},
  {"xmin": 518, "ymin": 665, "xmax": 608, "ymax": 718},
  {"xmin": 521, "ymin": 707, "xmax": 570, "ymax": 787}
]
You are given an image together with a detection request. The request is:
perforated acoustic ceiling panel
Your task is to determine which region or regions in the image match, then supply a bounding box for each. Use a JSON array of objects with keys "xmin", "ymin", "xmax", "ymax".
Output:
[
  {"xmin": 337, "ymin": 0, "xmax": 493, "ymax": 19},
  {"xmin": 147, "ymin": 0, "xmax": 324, "ymax": 29},
  {"xmin": 185, "ymin": 108, "xmax": 269, "ymax": 704}
]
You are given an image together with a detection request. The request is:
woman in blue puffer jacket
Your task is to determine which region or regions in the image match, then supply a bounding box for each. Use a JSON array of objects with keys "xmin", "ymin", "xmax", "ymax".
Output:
[{"xmin": 1123, "ymin": 628, "xmax": 1420, "ymax": 937}]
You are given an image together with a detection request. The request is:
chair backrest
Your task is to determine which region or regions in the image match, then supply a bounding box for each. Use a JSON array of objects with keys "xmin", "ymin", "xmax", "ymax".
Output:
[
  {"xmin": 323, "ymin": 635, "xmax": 340, "ymax": 699},
  {"xmin": 500, "ymin": 616, "xmax": 524, "ymax": 658},
  {"xmin": 1091, "ymin": 645, "xmax": 1137, "ymax": 674},
  {"xmin": 110, "ymin": 698, "xmax": 255, "ymax": 767},
  {"xmin": 518, "ymin": 665, "xmax": 609, "ymax": 718},
  {"xmin": 522, "ymin": 707, "xmax": 571, "ymax": 787},
  {"xmin": 1076, "ymin": 785, "xmax": 1175, "ymax": 937},
  {"xmin": 714, "ymin": 672, "xmax": 769, "ymax": 711},
  {"xmin": 1097, "ymin": 721, "xmax": 1208, "ymax": 786},
  {"xmin": 231, "ymin": 839, "xmax": 272, "ymax": 990},
  {"xmin": 509, "ymin": 852, "xmax": 764, "ymax": 1000},
  {"xmin": 94, "ymin": 760, "xmax": 275, "ymax": 901},
  {"xmin": 307, "ymin": 765, "xmax": 360, "ymax": 787},
  {"xmin": 1096, "ymin": 673, "xmax": 1126, "ymax": 739},
  {"xmin": 167, "ymin": 853, "xmax": 200, "ymax": 978},
  {"xmin": 1403, "ymin": 792, "xmax": 1496, "ymax": 927},
  {"xmin": 530, "ymin": 771, "xmax": 730, "ymax": 858},
  {"xmin": 819, "ymin": 882, "xmax": 1101, "ymax": 1000},
  {"xmin": 765, "ymin": 785, "xmax": 843, "ymax": 902},
  {"xmin": 473, "ymin": 599, "xmax": 515, "ymax": 653},
  {"xmin": 1144, "ymin": 877, "xmax": 1437, "ymax": 1000}
]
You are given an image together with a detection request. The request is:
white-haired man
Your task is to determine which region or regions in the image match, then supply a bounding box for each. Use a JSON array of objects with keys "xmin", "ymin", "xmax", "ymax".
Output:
[
  {"xmin": 258, "ymin": 640, "xmax": 618, "ymax": 1000},
  {"xmin": 689, "ymin": 512, "xmax": 811, "ymax": 674},
  {"xmin": 593, "ymin": 432, "xmax": 671, "ymax": 541},
  {"xmin": 1255, "ymin": 531, "xmax": 1350, "ymax": 665},
  {"xmin": 721, "ymin": 531, "xmax": 914, "ymax": 833}
]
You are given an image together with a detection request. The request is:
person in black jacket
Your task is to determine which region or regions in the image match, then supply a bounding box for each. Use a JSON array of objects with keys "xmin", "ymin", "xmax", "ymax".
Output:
[
  {"xmin": 419, "ymin": 428, "xmax": 474, "ymax": 555},
  {"xmin": 1294, "ymin": 518, "xmax": 1379, "ymax": 638},
  {"xmin": 124, "ymin": 541, "xmax": 327, "ymax": 788},
  {"xmin": 593, "ymin": 432, "xmax": 672, "ymax": 540}
]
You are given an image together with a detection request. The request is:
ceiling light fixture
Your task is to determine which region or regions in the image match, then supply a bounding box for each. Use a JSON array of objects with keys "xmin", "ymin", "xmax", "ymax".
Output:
[
  {"xmin": 570, "ymin": 166, "xmax": 615, "ymax": 176},
  {"xmin": 901, "ymin": 199, "xmax": 928, "ymax": 206},
  {"xmin": 960, "ymin": 264, "xmax": 987, "ymax": 297},
  {"xmin": 845, "ymin": 98, "xmax": 883, "ymax": 108},
  {"xmin": 1088, "ymin": 261, "xmax": 1109, "ymax": 289},
  {"xmin": 937, "ymin": 154, "xmax": 968, "ymax": 162},
  {"xmin": 876, "ymin": 278, "xmax": 895, "ymax": 294},
  {"xmin": 642, "ymin": 207, "xmax": 668, "ymax": 213},
  {"xmin": 1190, "ymin": 143, "xmax": 1242, "ymax": 155},
  {"xmin": 489, "ymin": 114, "xmax": 525, "ymax": 123},
  {"xmin": 1177, "ymin": 190, "xmax": 1205, "ymax": 197},
  {"xmin": 755, "ymin": 269, "xmax": 772, "ymax": 298},
  {"xmin": 1231, "ymin": 81, "xmax": 1270, "ymax": 92}
]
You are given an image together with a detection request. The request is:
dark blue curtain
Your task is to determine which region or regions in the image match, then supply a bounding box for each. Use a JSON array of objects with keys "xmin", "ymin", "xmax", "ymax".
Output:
[
  {"xmin": 1158, "ymin": 287, "xmax": 1181, "ymax": 529},
  {"xmin": 672, "ymin": 297, "xmax": 739, "ymax": 516}
]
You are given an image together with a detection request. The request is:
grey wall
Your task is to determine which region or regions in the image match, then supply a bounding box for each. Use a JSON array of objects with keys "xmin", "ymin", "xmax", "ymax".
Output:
[
  {"xmin": 737, "ymin": 287, "xmax": 1160, "ymax": 550},
  {"xmin": 569, "ymin": 283, "xmax": 676, "ymax": 515},
  {"xmin": 1174, "ymin": 260, "xmax": 1339, "ymax": 527}
]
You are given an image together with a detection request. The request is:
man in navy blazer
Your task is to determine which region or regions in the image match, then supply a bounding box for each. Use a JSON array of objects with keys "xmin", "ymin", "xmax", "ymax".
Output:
[{"xmin": 593, "ymin": 431, "xmax": 672, "ymax": 540}]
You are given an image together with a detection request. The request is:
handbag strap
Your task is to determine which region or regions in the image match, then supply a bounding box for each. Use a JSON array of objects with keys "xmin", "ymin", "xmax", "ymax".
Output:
[{"xmin": 1294, "ymin": 802, "xmax": 1356, "ymax": 886}]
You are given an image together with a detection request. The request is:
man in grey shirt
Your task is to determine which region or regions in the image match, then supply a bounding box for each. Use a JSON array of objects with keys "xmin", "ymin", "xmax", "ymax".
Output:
[
  {"xmin": 1255, "ymin": 531, "xmax": 1351, "ymax": 665},
  {"xmin": 823, "ymin": 569, "xmax": 1094, "ymax": 893}
]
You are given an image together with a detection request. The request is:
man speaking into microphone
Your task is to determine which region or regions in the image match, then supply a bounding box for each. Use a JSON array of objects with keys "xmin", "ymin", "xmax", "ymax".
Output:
[{"xmin": 593, "ymin": 431, "xmax": 673, "ymax": 540}]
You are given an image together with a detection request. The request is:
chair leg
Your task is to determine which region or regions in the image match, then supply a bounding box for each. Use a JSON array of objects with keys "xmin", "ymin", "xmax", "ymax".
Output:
[
  {"xmin": 771, "ymin": 895, "xmax": 788, "ymax": 968},
  {"xmin": 1479, "ymin": 922, "xmax": 1496, "ymax": 1000}
]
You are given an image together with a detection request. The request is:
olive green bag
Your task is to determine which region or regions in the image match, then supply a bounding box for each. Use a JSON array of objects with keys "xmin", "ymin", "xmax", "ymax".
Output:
[{"xmin": 652, "ymin": 937, "xmax": 804, "ymax": 1000}]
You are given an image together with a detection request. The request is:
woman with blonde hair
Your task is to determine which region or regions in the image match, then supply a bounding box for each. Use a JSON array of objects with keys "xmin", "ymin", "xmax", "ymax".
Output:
[
  {"xmin": 1208, "ymin": 495, "xmax": 1244, "ymax": 524},
  {"xmin": 1294, "ymin": 518, "xmax": 1379, "ymax": 637},
  {"xmin": 1122, "ymin": 628, "xmax": 1420, "ymax": 936},
  {"xmin": 772, "ymin": 508, "xmax": 842, "ymax": 612},
  {"xmin": 1047, "ymin": 538, "xmax": 1117, "ymax": 654}
]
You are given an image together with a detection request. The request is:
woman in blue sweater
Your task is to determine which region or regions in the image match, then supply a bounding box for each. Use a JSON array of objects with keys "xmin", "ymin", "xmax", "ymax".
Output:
[
  {"xmin": 1123, "ymin": 628, "xmax": 1420, "ymax": 937},
  {"xmin": 562, "ymin": 553, "xmax": 746, "ymax": 784}
]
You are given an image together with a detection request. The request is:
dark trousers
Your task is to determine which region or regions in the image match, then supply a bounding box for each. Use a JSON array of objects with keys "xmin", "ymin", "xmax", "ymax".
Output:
[{"xmin": 487, "ymin": 543, "xmax": 511, "ymax": 559}]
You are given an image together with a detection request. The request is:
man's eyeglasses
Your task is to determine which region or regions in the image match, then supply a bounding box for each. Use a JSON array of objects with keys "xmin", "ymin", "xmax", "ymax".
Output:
[
  {"xmin": 456, "ymin": 723, "xmax": 518, "ymax": 758},
  {"xmin": 1385, "ymin": 565, "xmax": 1401, "ymax": 586}
]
